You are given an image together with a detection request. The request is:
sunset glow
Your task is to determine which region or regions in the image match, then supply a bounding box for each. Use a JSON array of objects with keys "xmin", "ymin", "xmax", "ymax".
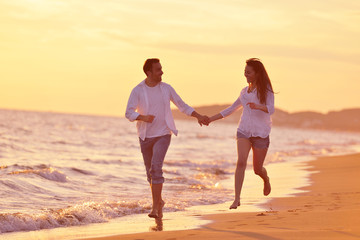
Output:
[{"xmin": 1, "ymin": 0, "xmax": 359, "ymax": 116}]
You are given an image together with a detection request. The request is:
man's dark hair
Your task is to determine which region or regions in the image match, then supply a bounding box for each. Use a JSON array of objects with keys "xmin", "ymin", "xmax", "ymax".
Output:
[{"xmin": 143, "ymin": 58, "xmax": 160, "ymax": 75}]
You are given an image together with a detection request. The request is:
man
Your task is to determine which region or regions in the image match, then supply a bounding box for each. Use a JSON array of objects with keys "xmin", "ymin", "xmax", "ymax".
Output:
[{"xmin": 125, "ymin": 58, "xmax": 209, "ymax": 218}]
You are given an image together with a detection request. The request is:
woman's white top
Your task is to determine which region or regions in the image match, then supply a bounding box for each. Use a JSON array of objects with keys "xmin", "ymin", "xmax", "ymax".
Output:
[{"xmin": 220, "ymin": 86, "xmax": 275, "ymax": 138}]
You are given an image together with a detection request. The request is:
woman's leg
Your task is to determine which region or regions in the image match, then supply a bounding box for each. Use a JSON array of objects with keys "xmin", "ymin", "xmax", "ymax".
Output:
[
  {"xmin": 252, "ymin": 147, "xmax": 271, "ymax": 196},
  {"xmin": 230, "ymin": 138, "xmax": 251, "ymax": 209}
]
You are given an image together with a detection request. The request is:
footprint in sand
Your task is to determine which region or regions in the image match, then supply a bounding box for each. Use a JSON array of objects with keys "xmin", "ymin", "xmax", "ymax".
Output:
[{"xmin": 237, "ymin": 223, "xmax": 248, "ymax": 226}]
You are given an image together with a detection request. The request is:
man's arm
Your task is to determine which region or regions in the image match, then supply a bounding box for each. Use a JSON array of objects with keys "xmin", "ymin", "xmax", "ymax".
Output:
[
  {"xmin": 167, "ymin": 85, "xmax": 209, "ymax": 125},
  {"xmin": 169, "ymin": 85, "xmax": 195, "ymax": 116}
]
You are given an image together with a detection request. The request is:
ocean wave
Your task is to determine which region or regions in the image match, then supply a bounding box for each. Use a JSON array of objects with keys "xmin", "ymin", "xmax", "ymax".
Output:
[
  {"xmin": 51, "ymin": 140, "xmax": 68, "ymax": 145},
  {"xmin": 295, "ymin": 139, "xmax": 318, "ymax": 145},
  {"xmin": 194, "ymin": 133, "xmax": 226, "ymax": 140},
  {"xmin": 294, "ymin": 139, "xmax": 360, "ymax": 148},
  {"xmin": 266, "ymin": 152, "xmax": 287, "ymax": 164},
  {"xmin": 71, "ymin": 167, "xmax": 94, "ymax": 175},
  {"xmin": 165, "ymin": 166, "xmax": 229, "ymax": 191},
  {"xmin": 0, "ymin": 179, "xmax": 22, "ymax": 191},
  {"xmin": 0, "ymin": 142, "xmax": 34, "ymax": 153},
  {"xmin": 0, "ymin": 192, "xmax": 231, "ymax": 234},
  {"xmin": 15, "ymin": 127, "xmax": 33, "ymax": 135},
  {"xmin": 83, "ymin": 158, "xmax": 123, "ymax": 165},
  {"xmin": 165, "ymin": 159, "xmax": 231, "ymax": 169},
  {"xmin": 0, "ymin": 201, "xmax": 151, "ymax": 234},
  {"xmin": 266, "ymin": 146, "xmax": 349, "ymax": 164},
  {"xmin": 8, "ymin": 167, "xmax": 67, "ymax": 182}
]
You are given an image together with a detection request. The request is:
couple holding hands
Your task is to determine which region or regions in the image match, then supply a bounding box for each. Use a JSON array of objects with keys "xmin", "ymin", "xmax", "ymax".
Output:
[{"xmin": 125, "ymin": 58, "xmax": 274, "ymax": 218}]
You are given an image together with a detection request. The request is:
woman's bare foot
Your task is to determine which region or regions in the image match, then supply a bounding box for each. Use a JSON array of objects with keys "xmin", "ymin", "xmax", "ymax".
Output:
[
  {"xmin": 229, "ymin": 200, "xmax": 240, "ymax": 209},
  {"xmin": 263, "ymin": 177, "xmax": 271, "ymax": 196}
]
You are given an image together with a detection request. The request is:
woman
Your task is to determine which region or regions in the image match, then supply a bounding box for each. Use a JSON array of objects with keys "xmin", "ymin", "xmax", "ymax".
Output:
[{"xmin": 208, "ymin": 58, "xmax": 275, "ymax": 209}]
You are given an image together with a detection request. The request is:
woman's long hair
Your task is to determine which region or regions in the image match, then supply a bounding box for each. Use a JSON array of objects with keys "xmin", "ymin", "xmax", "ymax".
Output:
[{"xmin": 246, "ymin": 58, "xmax": 274, "ymax": 104}]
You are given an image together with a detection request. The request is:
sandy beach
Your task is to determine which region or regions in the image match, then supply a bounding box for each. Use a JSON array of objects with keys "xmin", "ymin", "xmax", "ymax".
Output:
[{"xmin": 80, "ymin": 153, "xmax": 360, "ymax": 240}]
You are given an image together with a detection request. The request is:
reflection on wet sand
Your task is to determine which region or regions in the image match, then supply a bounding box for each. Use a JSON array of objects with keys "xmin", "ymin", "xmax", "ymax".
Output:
[{"xmin": 150, "ymin": 218, "xmax": 163, "ymax": 231}]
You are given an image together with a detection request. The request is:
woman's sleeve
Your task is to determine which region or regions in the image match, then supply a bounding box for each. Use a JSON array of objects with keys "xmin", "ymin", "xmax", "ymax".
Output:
[
  {"xmin": 266, "ymin": 90, "xmax": 275, "ymax": 115},
  {"xmin": 220, "ymin": 97, "xmax": 243, "ymax": 118}
]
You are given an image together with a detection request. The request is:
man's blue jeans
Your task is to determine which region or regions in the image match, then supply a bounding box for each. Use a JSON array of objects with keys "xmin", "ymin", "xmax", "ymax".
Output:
[{"xmin": 139, "ymin": 134, "xmax": 171, "ymax": 184}]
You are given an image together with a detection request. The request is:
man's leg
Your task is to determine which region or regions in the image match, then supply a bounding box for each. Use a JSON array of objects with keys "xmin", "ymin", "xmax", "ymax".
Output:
[
  {"xmin": 139, "ymin": 137, "xmax": 155, "ymax": 185},
  {"xmin": 139, "ymin": 137, "xmax": 162, "ymax": 217},
  {"xmin": 149, "ymin": 182, "xmax": 163, "ymax": 217},
  {"xmin": 148, "ymin": 135, "xmax": 171, "ymax": 218}
]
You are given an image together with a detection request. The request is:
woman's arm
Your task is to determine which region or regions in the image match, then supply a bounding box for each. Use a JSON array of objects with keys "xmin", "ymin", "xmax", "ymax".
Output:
[
  {"xmin": 209, "ymin": 113, "xmax": 224, "ymax": 123},
  {"xmin": 209, "ymin": 96, "xmax": 243, "ymax": 124},
  {"xmin": 246, "ymin": 103, "xmax": 269, "ymax": 113},
  {"xmin": 266, "ymin": 90, "xmax": 275, "ymax": 115},
  {"xmin": 247, "ymin": 90, "xmax": 274, "ymax": 114}
]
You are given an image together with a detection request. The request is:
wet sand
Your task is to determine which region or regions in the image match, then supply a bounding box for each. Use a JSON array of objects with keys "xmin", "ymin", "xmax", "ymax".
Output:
[{"xmin": 80, "ymin": 153, "xmax": 360, "ymax": 240}]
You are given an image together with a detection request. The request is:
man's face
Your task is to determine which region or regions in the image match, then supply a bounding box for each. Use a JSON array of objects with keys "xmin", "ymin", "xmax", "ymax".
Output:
[{"xmin": 149, "ymin": 62, "xmax": 163, "ymax": 83}]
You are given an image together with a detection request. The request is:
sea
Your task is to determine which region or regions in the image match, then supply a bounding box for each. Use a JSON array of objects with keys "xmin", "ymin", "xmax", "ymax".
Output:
[{"xmin": 1, "ymin": 108, "xmax": 360, "ymax": 239}]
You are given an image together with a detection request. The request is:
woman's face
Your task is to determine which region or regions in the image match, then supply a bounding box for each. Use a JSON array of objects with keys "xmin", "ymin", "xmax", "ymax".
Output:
[{"xmin": 244, "ymin": 65, "xmax": 257, "ymax": 84}]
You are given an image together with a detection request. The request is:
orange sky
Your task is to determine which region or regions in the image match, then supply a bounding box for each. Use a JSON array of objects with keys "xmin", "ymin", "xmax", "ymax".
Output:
[{"xmin": 0, "ymin": 0, "xmax": 359, "ymax": 116}]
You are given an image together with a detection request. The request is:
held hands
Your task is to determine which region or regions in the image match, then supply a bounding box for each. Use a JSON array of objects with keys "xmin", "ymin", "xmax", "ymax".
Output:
[
  {"xmin": 191, "ymin": 111, "xmax": 210, "ymax": 126},
  {"xmin": 197, "ymin": 115, "xmax": 210, "ymax": 126},
  {"xmin": 139, "ymin": 114, "xmax": 212, "ymax": 126}
]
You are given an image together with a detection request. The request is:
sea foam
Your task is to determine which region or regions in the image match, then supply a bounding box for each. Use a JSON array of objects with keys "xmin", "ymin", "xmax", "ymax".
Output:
[{"xmin": 0, "ymin": 201, "xmax": 150, "ymax": 233}]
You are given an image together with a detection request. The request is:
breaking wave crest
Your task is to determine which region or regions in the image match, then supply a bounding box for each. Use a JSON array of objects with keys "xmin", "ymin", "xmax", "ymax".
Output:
[
  {"xmin": 0, "ymin": 201, "xmax": 150, "ymax": 233},
  {"xmin": 8, "ymin": 167, "xmax": 67, "ymax": 182}
]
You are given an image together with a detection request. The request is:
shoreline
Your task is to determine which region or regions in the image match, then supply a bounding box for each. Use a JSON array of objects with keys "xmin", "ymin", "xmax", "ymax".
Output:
[
  {"xmin": 80, "ymin": 153, "xmax": 360, "ymax": 240},
  {"xmin": 0, "ymin": 155, "xmax": 310, "ymax": 240}
]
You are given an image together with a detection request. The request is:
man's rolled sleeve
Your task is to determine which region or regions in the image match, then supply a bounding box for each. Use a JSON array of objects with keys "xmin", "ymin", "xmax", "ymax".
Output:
[
  {"xmin": 125, "ymin": 89, "xmax": 140, "ymax": 122},
  {"xmin": 127, "ymin": 111, "xmax": 140, "ymax": 122}
]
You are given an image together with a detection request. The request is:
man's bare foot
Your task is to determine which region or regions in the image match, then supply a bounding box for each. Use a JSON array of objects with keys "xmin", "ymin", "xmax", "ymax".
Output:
[
  {"xmin": 148, "ymin": 209, "xmax": 158, "ymax": 218},
  {"xmin": 158, "ymin": 200, "xmax": 165, "ymax": 218},
  {"xmin": 229, "ymin": 200, "xmax": 240, "ymax": 209},
  {"xmin": 264, "ymin": 177, "xmax": 271, "ymax": 196},
  {"xmin": 149, "ymin": 200, "xmax": 165, "ymax": 218}
]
